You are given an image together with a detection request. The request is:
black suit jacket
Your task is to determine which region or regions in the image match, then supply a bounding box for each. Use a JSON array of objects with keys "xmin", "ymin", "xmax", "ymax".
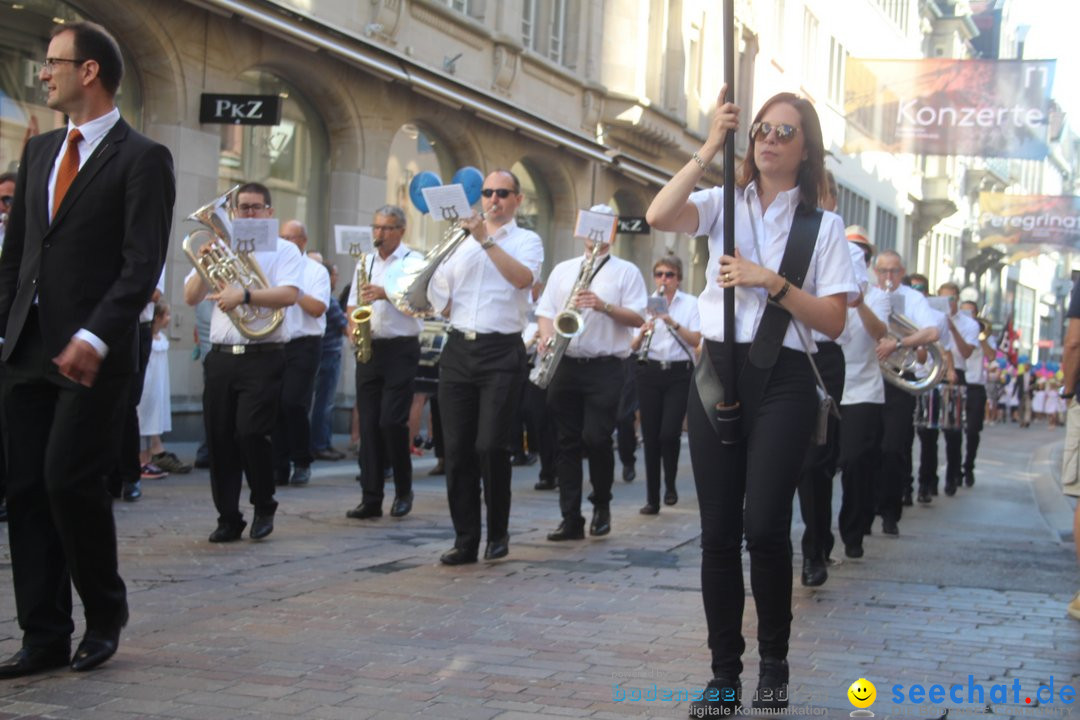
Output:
[{"xmin": 0, "ymin": 117, "xmax": 175, "ymax": 376}]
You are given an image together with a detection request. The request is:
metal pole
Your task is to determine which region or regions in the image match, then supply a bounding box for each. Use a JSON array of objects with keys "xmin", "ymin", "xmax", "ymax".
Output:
[{"xmin": 722, "ymin": 0, "xmax": 737, "ymax": 406}]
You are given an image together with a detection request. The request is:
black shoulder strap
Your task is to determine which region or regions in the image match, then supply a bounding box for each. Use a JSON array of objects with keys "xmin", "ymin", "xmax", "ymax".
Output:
[{"xmin": 747, "ymin": 206, "xmax": 823, "ymax": 370}]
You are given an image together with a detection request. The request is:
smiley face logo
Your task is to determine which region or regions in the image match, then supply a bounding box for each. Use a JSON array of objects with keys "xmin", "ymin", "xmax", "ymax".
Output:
[{"xmin": 847, "ymin": 678, "xmax": 876, "ymax": 709}]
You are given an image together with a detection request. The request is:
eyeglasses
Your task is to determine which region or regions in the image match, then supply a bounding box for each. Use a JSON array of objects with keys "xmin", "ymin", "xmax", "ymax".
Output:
[
  {"xmin": 654, "ymin": 270, "xmax": 676, "ymax": 278},
  {"xmin": 40, "ymin": 57, "xmax": 86, "ymax": 73},
  {"xmin": 481, "ymin": 188, "xmax": 513, "ymax": 199},
  {"xmin": 0, "ymin": 196, "xmax": 11, "ymax": 206},
  {"xmin": 877, "ymin": 267, "xmax": 904, "ymax": 275},
  {"xmin": 235, "ymin": 203, "xmax": 269, "ymax": 213},
  {"xmin": 372, "ymin": 225, "xmax": 403, "ymax": 232},
  {"xmin": 749, "ymin": 122, "xmax": 799, "ymax": 144}
]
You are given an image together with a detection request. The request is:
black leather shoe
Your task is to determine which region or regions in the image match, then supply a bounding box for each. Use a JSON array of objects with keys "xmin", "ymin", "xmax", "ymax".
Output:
[
  {"xmin": 122, "ymin": 480, "xmax": 141, "ymax": 502},
  {"xmin": 428, "ymin": 460, "xmax": 445, "ymax": 476},
  {"xmin": 346, "ymin": 502, "xmax": 382, "ymax": 519},
  {"xmin": 70, "ymin": 628, "xmax": 120, "ymax": 672},
  {"xmin": 250, "ymin": 514, "xmax": 274, "ymax": 540},
  {"xmin": 752, "ymin": 657, "xmax": 789, "ymax": 709},
  {"xmin": 534, "ymin": 477, "xmax": 556, "ymax": 490},
  {"xmin": 389, "ymin": 493, "xmax": 413, "ymax": 518},
  {"xmin": 944, "ymin": 477, "xmax": 957, "ymax": 496},
  {"xmin": 845, "ymin": 543, "xmax": 864, "ymax": 559},
  {"xmin": 801, "ymin": 558, "xmax": 827, "ymax": 587},
  {"xmin": 964, "ymin": 470, "xmax": 975, "ymax": 487},
  {"xmin": 547, "ymin": 518, "xmax": 585, "ymax": 541},
  {"xmin": 483, "ymin": 536, "xmax": 509, "ymax": 560},
  {"xmin": 589, "ymin": 506, "xmax": 611, "ymax": 537},
  {"xmin": 917, "ymin": 490, "xmax": 932, "ymax": 504},
  {"xmin": 289, "ymin": 465, "xmax": 311, "ymax": 486},
  {"xmin": 0, "ymin": 646, "xmax": 70, "ymax": 679},
  {"xmin": 664, "ymin": 489, "xmax": 678, "ymax": 506},
  {"xmin": 208, "ymin": 520, "xmax": 246, "ymax": 543},
  {"xmin": 622, "ymin": 465, "xmax": 636, "ymax": 482},
  {"xmin": 902, "ymin": 490, "xmax": 913, "ymax": 507},
  {"xmin": 687, "ymin": 676, "xmax": 741, "ymax": 717},
  {"xmin": 439, "ymin": 547, "xmax": 478, "ymax": 565},
  {"xmin": 639, "ymin": 503, "xmax": 659, "ymax": 515},
  {"xmin": 882, "ymin": 518, "xmax": 899, "ymax": 536}
]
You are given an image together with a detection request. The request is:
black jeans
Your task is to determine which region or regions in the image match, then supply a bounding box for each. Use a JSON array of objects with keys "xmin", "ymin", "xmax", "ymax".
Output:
[
  {"xmin": 689, "ymin": 342, "xmax": 817, "ymax": 677},
  {"xmin": 635, "ymin": 361, "xmax": 691, "ymax": 506},
  {"xmin": 796, "ymin": 342, "xmax": 844, "ymax": 563},
  {"xmin": 838, "ymin": 402, "xmax": 882, "ymax": 548},
  {"xmin": 356, "ymin": 336, "xmax": 419, "ymax": 504}
]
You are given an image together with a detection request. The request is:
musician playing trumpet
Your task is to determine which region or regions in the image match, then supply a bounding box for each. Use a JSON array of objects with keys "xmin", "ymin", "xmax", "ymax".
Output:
[
  {"xmin": 536, "ymin": 204, "xmax": 647, "ymax": 542},
  {"xmin": 630, "ymin": 256, "xmax": 700, "ymax": 515},
  {"xmin": 345, "ymin": 205, "xmax": 423, "ymax": 521}
]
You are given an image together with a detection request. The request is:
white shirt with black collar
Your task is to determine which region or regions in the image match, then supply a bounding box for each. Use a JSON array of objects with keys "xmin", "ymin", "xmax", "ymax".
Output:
[{"xmin": 348, "ymin": 243, "xmax": 424, "ymax": 339}]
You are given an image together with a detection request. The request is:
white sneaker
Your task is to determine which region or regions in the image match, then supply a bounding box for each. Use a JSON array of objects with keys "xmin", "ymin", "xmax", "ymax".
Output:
[{"xmin": 1068, "ymin": 591, "xmax": 1080, "ymax": 621}]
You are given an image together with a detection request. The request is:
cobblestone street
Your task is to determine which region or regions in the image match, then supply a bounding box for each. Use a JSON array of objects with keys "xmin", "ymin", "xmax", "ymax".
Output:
[{"xmin": 0, "ymin": 422, "xmax": 1075, "ymax": 719}]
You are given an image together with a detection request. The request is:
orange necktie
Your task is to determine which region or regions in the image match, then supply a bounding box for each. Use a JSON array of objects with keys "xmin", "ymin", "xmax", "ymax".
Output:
[{"xmin": 52, "ymin": 128, "xmax": 83, "ymax": 217}]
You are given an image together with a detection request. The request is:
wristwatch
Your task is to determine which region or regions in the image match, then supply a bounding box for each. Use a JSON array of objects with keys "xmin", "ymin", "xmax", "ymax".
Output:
[
  {"xmin": 1061, "ymin": 387, "xmax": 1075, "ymax": 400},
  {"xmin": 602, "ymin": 302, "xmax": 613, "ymax": 314},
  {"xmin": 480, "ymin": 237, "xmax": 496, "ymax": 250}
]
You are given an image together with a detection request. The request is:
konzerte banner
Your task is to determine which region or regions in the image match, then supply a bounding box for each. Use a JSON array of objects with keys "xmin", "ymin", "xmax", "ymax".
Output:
[
  {"xmin": 978, "ymin": 192, "xmax": 1080, "ymax": 248},
  {"xmin": 844, "ymin": 59, "xmax": 1055, "ymax": 159}
]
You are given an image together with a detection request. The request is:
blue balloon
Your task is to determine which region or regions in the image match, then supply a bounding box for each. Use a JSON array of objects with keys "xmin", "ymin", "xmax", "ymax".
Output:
[
  {"xmin": 408, "ymin": 171, "xmax": 442, "ymax": 214},
  {"xmin": 452, "ymin": 166, "xmax": 485, "ymax": 206},
  {"xmin": 997, "ymin": 357, "xmax": 1008, "ymax": 368}
]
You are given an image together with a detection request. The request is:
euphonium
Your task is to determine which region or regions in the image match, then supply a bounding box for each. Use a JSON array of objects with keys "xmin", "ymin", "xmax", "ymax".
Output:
[
  {"xmin": 182, "ymin": 186, "xmax": 284, "ymax": 341},
  {"xmin": 530, "ymin": 241, "xmax": 605, "ymax": 389},
  {"xmin": 636, "ymin": 288, "xmax": 663, "ymax": 365},
  {"xmin": 351, "ymin": 253, "xmax": 373, "ymax": 363},
  {"xmin": 879, "ymin": 281, "xmax": 946, "ymax": 394}
]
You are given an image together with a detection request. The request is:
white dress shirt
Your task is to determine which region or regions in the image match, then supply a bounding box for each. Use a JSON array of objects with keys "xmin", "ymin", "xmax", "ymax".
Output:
[
  {"xmin": 140, "ymin": 266, "xmax": 167, "ymax": 323},
  {"xmin": 945, "ymin": 310, "xmax": 981, "ymax": 375},
  {"xmin": 639, "ymin": 289, "xmax": 701, "ymax": 362},
  {"xmin": 536, "ymin": 252, "xmax": 648, "ymax": 359},
  {"xmin": 839, "ymin": 285, "xmax": 890, "ymax": 405},
  {"xmin": 690, "ymin": 183, "xmax": 858, "ymax": 352},
  {"xmin": 427, "ymin": 219, "xmax": 544, "ymax": 334},
  {"xmin": 965, "ymin": 324, "xmax": 993, "ymax": 385},
  {"xmin": 185, "ymin": 238, "xmax": 304, "ymax": 345},
  {"xmin": 284, "ymin": 255, "xmax": 331, "ymax": 340},
  {"xmin": 348, "ymin": 243, "xmax": 424, "ymax": 339},
  {"xmin": 813, "ymin": 239, "xmax": 872, "ymax": 344}
]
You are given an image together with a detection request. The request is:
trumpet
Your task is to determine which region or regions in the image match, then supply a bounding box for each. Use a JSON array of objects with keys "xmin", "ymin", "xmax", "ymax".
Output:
[
  {"xmin": 636, "ymin": 288, "xmax": 663, "ymax": 364},
  {"xmin": 182, "ymin": 186, "xmax": 284, "ymax": 341},
  {"xmin": 351, "ymin": 252, "xmax": 373, "ymax": 363}
]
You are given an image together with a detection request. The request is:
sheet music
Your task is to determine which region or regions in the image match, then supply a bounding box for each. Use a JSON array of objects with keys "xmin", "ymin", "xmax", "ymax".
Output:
[
  {"xmin": 230, "ymin": 218, "xmax": 278, "ymax": 253},
  {"xmin": 421, "ymin": 184, "xmax": 473, "ymax": 221},
  {"xmin": 334, "ymin": 225, "xmax": 374, "ymax": 256},
  {"xmin": 647, "ymin": 296, "xmax": 670, "ymax": 314},
  {"xmin": 573, "ymin": 209, "xmax": 617, "ymax": 245}
]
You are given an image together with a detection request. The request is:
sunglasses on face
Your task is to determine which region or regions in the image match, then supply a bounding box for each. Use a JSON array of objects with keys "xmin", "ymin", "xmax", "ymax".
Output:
[
  {"xmin": 0, "ymin": 196, "xmax": 12, "ymax": 206},
  {"xmin": 481, "ymin": 188, "xmax": 514, "ymax": 199},
  {"xmin": 654, "ymin": 270, "xmax": 676, "ymax": 278},
  {"xmin": 749, "ymin": 122, "xmax": 799, "ymax": 144}
]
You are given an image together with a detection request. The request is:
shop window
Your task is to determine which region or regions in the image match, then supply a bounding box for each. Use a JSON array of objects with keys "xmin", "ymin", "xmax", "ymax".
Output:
[
  {"xmin": 386, "ymin": 123, "xmax": 454, "ymax": 253},
  {"xmin": 510, "ymin": 159, "xmax": 553, "ymax": 276}
]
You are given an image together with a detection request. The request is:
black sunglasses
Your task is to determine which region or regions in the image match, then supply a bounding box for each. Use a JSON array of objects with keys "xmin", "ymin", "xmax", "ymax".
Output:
[
  {"xmin": 654, "ymin": 270, "xmax": 676, "ymax": 278},
  {"xmin": 749, "ymin": 122, "xmax": 799, "ymax": 144},
  {"xmin": 481, "ymin": 188, "xmax": 513, "ymax": 199}
]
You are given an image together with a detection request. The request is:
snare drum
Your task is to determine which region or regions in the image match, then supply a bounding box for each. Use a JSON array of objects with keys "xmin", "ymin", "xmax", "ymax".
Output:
[
  {"xmin": 415, "ymin": 319, "xmax": 448, "ymax": 394},
  {"xmin": 940, "ymin": 384, "xmax": 967, "ymax": 431},
  {"xmin": 914, "ymin": 390, "xmax": 940, "ymax": 429}
]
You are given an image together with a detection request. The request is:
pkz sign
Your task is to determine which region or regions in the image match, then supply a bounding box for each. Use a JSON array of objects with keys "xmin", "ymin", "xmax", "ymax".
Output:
[
  {"xmin": 199, "ymin": 94, "xmax": 283, "ymax": 126},
  {"xmin": 617, "ymin": 217, "xmax": 651, "ymax": 234}
]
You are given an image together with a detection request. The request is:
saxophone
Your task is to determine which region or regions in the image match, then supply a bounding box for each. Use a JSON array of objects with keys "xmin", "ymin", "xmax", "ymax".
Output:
[
  {"xmin": 529, "ymin": 242, "xmax": 605, "ymax": 389},
  {"xmin": 351, "ymin": 253, "xmax": 373, "ymax": 363},
  {"xmin": 636, "ymin": 288, "xmax": 663, "ymax": 364},
  {"xmin": 182, "ymin": 186, "xmax": 284, "ymax": 341}
]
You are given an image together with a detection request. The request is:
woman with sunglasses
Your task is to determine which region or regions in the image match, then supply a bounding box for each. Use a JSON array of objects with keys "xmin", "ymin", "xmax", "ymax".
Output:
[
  {"xmin": 646, "ymin": 89, "xmax": 856, "ymax": 714},
  {"xmin": 631, "ymin": 256, "xmax": 701, "ymax": 515}
]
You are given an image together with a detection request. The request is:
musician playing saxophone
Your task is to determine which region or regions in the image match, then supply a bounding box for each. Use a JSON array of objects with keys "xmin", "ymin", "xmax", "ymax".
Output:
[
  {"xmin": 345, "ymin": 205, "xmax": 423, "ymax": 521},
  {"xmin": 536, "ymin": 204, "xmax": 647, "ymax": 542}
]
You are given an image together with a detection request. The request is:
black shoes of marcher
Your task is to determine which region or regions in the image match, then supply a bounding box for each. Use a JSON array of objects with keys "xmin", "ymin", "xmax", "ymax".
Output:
[
  {"xmin": 882, "ymin": 518, "xmax": 899, "ymax": 536},
  {"xmin": 752, "ymin": 657, "xmax": 789, "ymax": 710},
  {"xmin": 122, "ymin": 480, "xmax": 141, "ymax": 502},
  {"xmin": 71, "ymin": 629, "xmax": 120, "ymax": 672},
  {"xmin": 917, "ymin": 490, "xmax": 932, "ymax": 504},
  {"xmin": 944, "ymin": 477, "xmax": 958, "ymax": 496},
  {"xmin": 510, "ymin": 453, "xmax": 537, "ymax": 467},
  {"xmin": 687, "ymin": 676, "xmax": 741, "ymax": 717},
  {"xmin": 389, "ymin": 493, "xmax": 413, "ymax": 518},
  {"xmin": 801, "ymin": 557, "xmax": 828, "ymax": 587},
  {"xmin": 622, "ymin": 465, "xmax": 636, "ymax": 482},
  {"xmin": 664, "ymin": 489, "xmax": 678, "ymax": 506},
  {"xmin": 639, "ymin": 503, "xmax": 660, "ymax": 515},
  {"xmin": 590, "ymin": 506, "xmax": 611, "ymax": 537},
  {"xmin": 845, "ymin": 543, "xmax": 864, "ymax": 559},
  {"xmin": 534, "ymin": 477, "xmax": 556, "ymax": 490},
  {"xmin": 964, "ymin": 470, "xmax": 975, "ymax": 487},
  {"xmin": 250, "ymin": 514, "xmax": 274, "ymax": 540},
  {"xmin": 547, "ymin": 518, "xmax": 585, "ymax": 541},
  {"xmin": 208, "ymin": 520, "xmax": 246, "ymax": 543},
  {"xmin": 0, "ymin": 646, "xmax": 70, "ymax": 679},
  {"xmin": 346, "ymin": 502, "xmax": 382, "ymax": 519},
  {"xmin": 439, "ymin": 547, "xmax": 478, "ymax": 565},
  {"xmin": 902, "ymin": 490, "xmax": 913, "ymax": 507},
  {"xmin": 290, "ymin": 465, "xmax": 311, "ymax": 486},
  {"xmin": 483, "ymin": 536, "xmax": 509, "ymax": 560}
]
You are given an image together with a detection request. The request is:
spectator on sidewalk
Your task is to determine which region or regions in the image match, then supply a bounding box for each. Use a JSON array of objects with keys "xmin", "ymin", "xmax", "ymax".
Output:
[{"xmin": 137, "ymin": 303, "xmax": 191, "ymax": 476}]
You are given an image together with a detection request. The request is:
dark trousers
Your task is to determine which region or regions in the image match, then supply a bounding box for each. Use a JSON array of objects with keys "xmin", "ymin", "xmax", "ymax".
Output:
[
  {"xmin": 272, "ymin": 336, "xmax": 321, "ymax": 480},
  {"xmin": 548, "ymin": 356, "xmax": 624, "ymax": 520},
  {"xmin": 615, "ymin": 357, "xmax": 638, "ymax": 468},
  {"xmin": 796, "ymin": 342, "xmax": 844, "ymax": 563},
  {"xmin": 880, "ymin": 382, "xmax": 916, "ymax": 522},
  {"xmin": 310, "ymin": 348, "xmax": 342, "ymax": 452},
  {"xmin": 438, "ymin": 332, "xmax": 525, "ymax": 552},
  {"xmin": 108, "ymin": 321, "xmax": 153, "ymax": 495},
  {"xmin": 635, "ymin": 361, "xmax": 691, "ymax": 506},
  {"xmin": 838, "ymin": 402, "xmax": 882, "ymax": 548},
  {"xmin": 3, "ymin": 309, "xmax": 129, "ymax": 647},
  {"xmin": 523, "ymin": 381, "xmax": 556, "ymax": 482},
  {"xmin": 964, "ymin": 383, "xmax": 987, "ymax": 474},
  {"xmin": 689, "ymin": 342, "xmax": 817, "ymax": 677},
  {"xmin": 204, "ymin": 347, "xmax": 285, "ymax": 526},
  {"xmin": 356, "ymin": 336, "xmax": 419, "ymax": 505},
  {"xmin": 429, "ymin": 394, "xmax": 445, "ymax": 459}
]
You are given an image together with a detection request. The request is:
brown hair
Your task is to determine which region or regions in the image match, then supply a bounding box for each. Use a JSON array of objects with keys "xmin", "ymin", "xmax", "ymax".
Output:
[
  {"xmin": 738, "ymin": 92, "xmax": 826, "ymax": 211},
  {"xmin": 653, "ymin": 256, "xmax": 683, "ymax": 279},
  {"xmin": 52, "ymin": 22, "xmax": 124, "ymax": 95}
]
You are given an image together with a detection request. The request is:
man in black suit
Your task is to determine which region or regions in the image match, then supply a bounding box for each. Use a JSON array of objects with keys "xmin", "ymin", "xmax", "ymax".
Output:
[{"xmin": 0, "ymin": 21, "xmax": 174, "ymax": 677}]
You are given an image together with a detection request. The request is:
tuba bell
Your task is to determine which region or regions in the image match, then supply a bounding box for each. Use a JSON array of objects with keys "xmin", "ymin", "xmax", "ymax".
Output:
[
  {"xmin": 878, "ymin": 282, "xmax": 946, "ymax": 394},
  {"xmin": 182, "ymin": 186, "xmax": 285, "ymax": 341}
]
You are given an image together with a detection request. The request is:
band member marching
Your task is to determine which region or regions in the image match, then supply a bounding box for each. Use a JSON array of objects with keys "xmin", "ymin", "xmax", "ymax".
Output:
[
  {"xmin": 960, "ymin": 299, "xmax": 994, "ymax": 486},
  {"xmin": 631, "ymin": 256, "xmax": 701, "ymax": 515},
  {"xmin": 346, "ymin": 205, "xmax": 423, "ymax": 520},
  {"xmin": 936, "ymin": 283, "xmax": 980, "ymax": 496},
  {"xmin": 535, "ymin": 204, "xmax": 648, "ymax": 541}
]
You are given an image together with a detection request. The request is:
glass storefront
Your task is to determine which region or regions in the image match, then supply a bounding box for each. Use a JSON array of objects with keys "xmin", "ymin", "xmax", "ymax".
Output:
[
  {"xmin": 386, "ymin": 123, "xmax": 453, "ymax": 253},
  {"xmin": 510, "ymin": 159, "xmax": 552, "ymax": 277}
]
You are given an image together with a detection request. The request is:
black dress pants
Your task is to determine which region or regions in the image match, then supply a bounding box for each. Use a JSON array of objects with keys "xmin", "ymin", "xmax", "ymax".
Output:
[
  {"xmin": 796, "ymin": 342, "xmax": 845, "ymax": 563},
  {"xmin": 689, "ymin": 342, "xmax": 817, "ymax": 677},
  {"xmin": 438, "ymin": 332, "xmax": 525, "ymax": 553},
  {"xmin": 964, "ymin": 383, "xmax": 987, "ymax": 474},
  {"xmin": 3, "ymin": 309, "xmax": 129, "ymax": 647},
  {"xmin": 272, "ymin": 335, "xmax": 321, "ymax": 480},
  {"xmin": 880, "ymin": 382, "xmax": 916, "ymax": 522},
  {"xmin": 523, "ymin": 381, "xmax": 557, "ymax": 482},
  {"xmin": 108, "ymin": 320, "xmax": 153, "ymax": 495},
  {"xmin": 838, "ymin": 402, "xmax": 882, "ymax": 548},
  {"xmin": 204, "ymin": 347, "xmax": 285, "ymax": 526},
  {"xmin": 615, "ymin": 358, "xmax": 638, "ymax": 469},
  {"xmin": 356, "ymin": 336, "xmax": 419, "ymax": 505},
  {"xmin": 635, "ymin": 360, "xmax": 691, "ymax": 506},
  {"xmin": 548, "ymin": 356, "xmax": 624, "ymax": 520}
]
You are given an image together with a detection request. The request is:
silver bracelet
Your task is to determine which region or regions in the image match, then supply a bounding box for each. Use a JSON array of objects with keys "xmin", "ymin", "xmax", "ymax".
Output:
[{"xmin": 691, "ymin": 151, "xmax": 708, "ymax": 171}]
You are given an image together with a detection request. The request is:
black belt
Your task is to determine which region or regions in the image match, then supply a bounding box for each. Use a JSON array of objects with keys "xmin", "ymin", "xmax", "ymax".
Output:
[
  {"xmin": 447, "ymin": 328, "xmax": 518, "ymax": 342},
  {"xmin": 372, "ymin": 336, "xmax": 419, "ymax": 344},
  {"xmin": 564, "ymin": 355, "xmax": 619, "ymax": 364},
  {"xmin": 643, "ymin": 359, "xmax": 692, "ymax": 371},
  {"xmin": 211, "ymin": 343, "xmax": 285, "ymax": 355}
]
